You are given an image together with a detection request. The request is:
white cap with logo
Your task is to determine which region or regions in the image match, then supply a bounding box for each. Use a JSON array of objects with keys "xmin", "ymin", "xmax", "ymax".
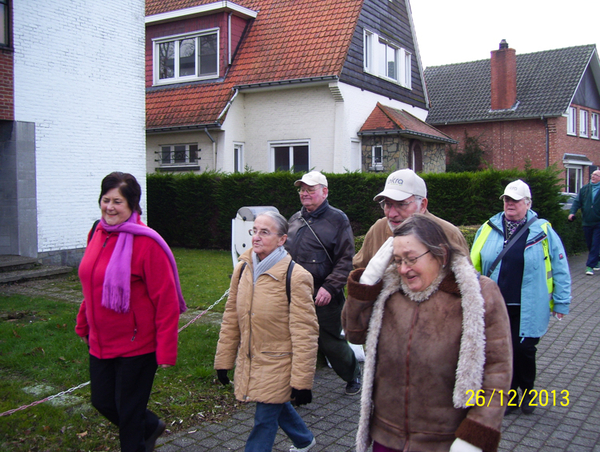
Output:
[
  {"xmin": 374, "ymin": 169, "xmax": 427, "ymax": 201},
  {"xmin": 294, "ymin": 171, "xmax": 328, "ymax": 187},
  {"xmin": 500, "ymin": 179, "xmax": 531, "ymax": 201}
]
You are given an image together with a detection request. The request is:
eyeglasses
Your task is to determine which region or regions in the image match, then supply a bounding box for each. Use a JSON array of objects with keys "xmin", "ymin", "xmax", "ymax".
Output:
[
  {"xmin": 379, "ymin": 199, "xmax": 416, "ymax": 211},
  {"xmin": 394, "ymin": 250, "xmax": 431, "ymax": 268},
  {"xmin": 248, "ymin": 228, "xmax": 279, "ymax": 237},
  {"xmin": 297, "ymin": 186, "xmax": 319, "ymax": 194}
]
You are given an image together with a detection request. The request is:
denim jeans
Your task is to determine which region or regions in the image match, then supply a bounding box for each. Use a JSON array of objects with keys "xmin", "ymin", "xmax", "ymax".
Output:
[
  {"xmin": 245, "ymin": 402, "xmax": 314, "ymax": 452},
  {"xmin": 583, "ymin": 223, "xmax": 600, "ymax": 268}
]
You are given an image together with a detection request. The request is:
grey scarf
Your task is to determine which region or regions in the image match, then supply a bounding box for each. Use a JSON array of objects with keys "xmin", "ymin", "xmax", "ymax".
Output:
[{"xmin": 252, "ymin": 246, "xmax": 288, "ymax": 283}]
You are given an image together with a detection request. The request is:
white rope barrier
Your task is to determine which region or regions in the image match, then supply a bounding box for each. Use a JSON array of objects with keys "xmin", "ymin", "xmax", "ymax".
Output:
[{"xmin": 0, "ymin": 288, "xmax": 230, "ymax": 418}]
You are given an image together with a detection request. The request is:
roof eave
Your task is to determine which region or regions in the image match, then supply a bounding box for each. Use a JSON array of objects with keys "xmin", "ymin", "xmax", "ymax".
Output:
[
  {"xmin": 358, "ymin": 129, "xmax": 457, "ymax": 144},
  {"xmin": 233, "ymin": 75, "xmax": 339, "ymax": 92},
  {"xmin": 146, "ymin": 1, "xmax": 258, "ymax": 25},
  {"xmin": 146, "ymin": 123, "xmax": 222, "ymax": 134}
]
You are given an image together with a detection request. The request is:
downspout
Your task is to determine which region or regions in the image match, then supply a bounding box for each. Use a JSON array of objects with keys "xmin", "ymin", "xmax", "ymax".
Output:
[
  {"xmin": 228, "ymin": 13, "xmax": 232, "ymax": 65},
  {"xmin": 544, "ymin": 117, "xmax": 549, "ymax": 167},
  {"xmin": 204, "ymin": 127, "xmax": 216, "ymax": 170}
]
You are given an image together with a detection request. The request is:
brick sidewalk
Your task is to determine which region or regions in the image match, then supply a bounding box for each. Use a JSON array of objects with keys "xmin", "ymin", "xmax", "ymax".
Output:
[{"xmin": 155, "ymin": 252, "xmax": 600, "ymax": 452}]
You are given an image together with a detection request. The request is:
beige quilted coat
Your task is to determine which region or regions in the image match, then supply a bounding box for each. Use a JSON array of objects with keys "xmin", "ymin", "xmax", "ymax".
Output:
[{"xmin": 214, "ymin": 249, "xmax": 319, "ymax": 403}]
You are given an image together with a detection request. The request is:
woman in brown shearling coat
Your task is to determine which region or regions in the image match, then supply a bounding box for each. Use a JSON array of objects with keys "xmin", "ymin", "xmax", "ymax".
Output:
[
  {"xmin": 214, "ymin": 211, "xmax": 319, "ymax": 452},
  {"xmin": 343, "ymin": 214, "xmax": 512, "ymax": 452}
]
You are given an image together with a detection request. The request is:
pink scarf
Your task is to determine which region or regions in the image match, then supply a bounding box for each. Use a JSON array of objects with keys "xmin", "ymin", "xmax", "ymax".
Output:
[{"xmin": 99, "ymin": 212, "xmax": 187, "ymax": 314}]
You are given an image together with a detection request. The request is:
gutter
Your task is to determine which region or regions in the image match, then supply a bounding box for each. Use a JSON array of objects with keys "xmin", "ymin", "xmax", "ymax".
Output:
[
  {"xmin": 204, "ymin": 127, "xmax": 217, "ymax": 171},
  {"xmin": 217, "ymin": 88, "xmax": 239, "ymax": 121}
]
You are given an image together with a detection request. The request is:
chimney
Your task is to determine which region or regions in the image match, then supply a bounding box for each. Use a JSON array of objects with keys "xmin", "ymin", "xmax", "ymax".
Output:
[{"xmin": 490, "ymin": 39, "xmax": 517, "ymax": 110}]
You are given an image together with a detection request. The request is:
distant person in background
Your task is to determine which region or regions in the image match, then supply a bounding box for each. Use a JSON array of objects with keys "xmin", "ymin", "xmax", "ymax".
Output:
[
  {"xmin": 471, "ymin": 179, "xmax": 571, "ymax": 415},
  {"xmin": 215, "ymin": 211, "xmax": 319, "ymax": 452},
  {"xmin": 76, "ymin": 172, "xmax": 186, "ymax": 452},
  {"xmin": 353, "ymin": 169, "xmax": 469, "ymax": 272},
  {"xmin": 568, "ymin": 169, "xmax": 600, "ymax": 275}
]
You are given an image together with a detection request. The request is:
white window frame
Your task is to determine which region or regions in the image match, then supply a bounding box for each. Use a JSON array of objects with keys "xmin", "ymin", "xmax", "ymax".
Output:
[
  {"xmin": 153, "ymin": 29, "xmax": 219, "ymax": 85},
  {"xmin": 592, "ymin": 113, "xmax": 599, "ymax": 140},
  {"xmin": 580, "ymin": 109, "xmax": 589, "ymax": 137},
  {"xmin": 233, "ymin": 142, "xmax": 244, "ymax": 173},
  {"xmin": 565, "ymin": 166, "xmax": 583, "ymax": 194},
  {"xmin": 158, "ymin": 143, "xmax": 199, "ymax": 167},
  {"xmin": 363, "ymin": 29, "xmax": 411, "ymax": 89},
  {"xmin": 371, "ymin": 145, "xmax": 383, "ymax": 171},
  {"xmin": 269, "ymin": 140, "xmax": 310, "ymax": 173},
  {"xmin": 567, "ymin": 107, "xmax": 577, "ymax": 136}
]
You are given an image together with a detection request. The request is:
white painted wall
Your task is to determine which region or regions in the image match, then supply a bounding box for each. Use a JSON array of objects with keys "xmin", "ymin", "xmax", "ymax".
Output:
[
  {"xmin": 219, "ymin": 81, "xmax": 428, "ymax": 173},
  {"xmin": 13, "ymin": 0, "xmax": 146, "ymax": 253}
]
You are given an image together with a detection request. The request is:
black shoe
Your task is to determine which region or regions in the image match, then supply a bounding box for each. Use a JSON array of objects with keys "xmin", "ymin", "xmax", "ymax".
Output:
[
  {"xmin": 345, "ymin": 377, "xmax": 361, "ymax": 395},
  {"xmin": 521, "ymin": 391, "xmax": 536, "ymax": 414},
  {"xmin": 145, "ymin": 419, "xmax": 166, "ymax": 452},
  {"xmin": 504, "ymin": 404, "xmax": 519, "ymax": 415}
]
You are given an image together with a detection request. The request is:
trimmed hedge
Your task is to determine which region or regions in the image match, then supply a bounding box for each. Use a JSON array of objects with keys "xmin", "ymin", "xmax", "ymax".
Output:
[{"xmin": 147, "ymin": 167, "xmax": 586, "ymax": 256}]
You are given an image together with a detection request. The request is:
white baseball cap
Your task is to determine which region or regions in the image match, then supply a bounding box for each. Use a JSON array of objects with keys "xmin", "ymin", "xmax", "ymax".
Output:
[
  {"xmin": 374, "ymin": 169, "xmax": 427, "ymax": 201},
  {"xmin": 294, "ymin": 171, "xmax": 328, "ymax": 187},
  {"xmin": 500, "ymin": 179, "xmax": 531, "ymax": 201}
]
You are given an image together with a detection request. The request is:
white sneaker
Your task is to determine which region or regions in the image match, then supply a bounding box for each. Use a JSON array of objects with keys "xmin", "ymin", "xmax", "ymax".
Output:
[{"xmin": 290, "ymin": 437, "xmax": 316, "ymax": 452}]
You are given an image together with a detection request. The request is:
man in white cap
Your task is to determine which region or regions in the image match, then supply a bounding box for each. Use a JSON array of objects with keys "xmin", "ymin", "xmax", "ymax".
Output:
[
  {"xmin": 353, "ymin": 169, "xmax": 469, "ymax": 273},
  {"xmin": 285, "ymin": 171, "xmax": 361, "ymax": 395}
]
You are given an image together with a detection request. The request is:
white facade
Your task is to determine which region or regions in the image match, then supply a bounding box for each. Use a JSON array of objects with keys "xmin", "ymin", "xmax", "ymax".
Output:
[
  {"xmin": 12, "ymin": 0, "xmax": 146, "ymax": 261},
  {"xmin": 147, "ymin": 81, "xmax": 428, "ymax": 175}
]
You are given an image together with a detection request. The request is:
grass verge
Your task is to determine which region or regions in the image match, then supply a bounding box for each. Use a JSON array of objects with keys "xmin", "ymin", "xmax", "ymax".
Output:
[{"xmin": 0, "ymin": 249, "xmax": 238, "ymax": 452}]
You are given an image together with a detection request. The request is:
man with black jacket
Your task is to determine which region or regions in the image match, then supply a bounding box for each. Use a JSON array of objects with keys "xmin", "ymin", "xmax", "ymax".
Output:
[{"xmin": 285, "ymin": 171, "xmax": 361, "ymax": 395}]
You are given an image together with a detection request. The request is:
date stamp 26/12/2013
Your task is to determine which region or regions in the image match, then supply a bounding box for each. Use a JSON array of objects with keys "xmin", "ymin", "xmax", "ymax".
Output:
[{"xmin": 465, "ymin": 389, "xmax": 569, "ymax": 407}]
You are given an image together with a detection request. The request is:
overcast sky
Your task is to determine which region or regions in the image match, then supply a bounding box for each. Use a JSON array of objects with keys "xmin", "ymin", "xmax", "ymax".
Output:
[{"xmin": 409, "ymin": 0, "xmax": 600, "ymax": 69}]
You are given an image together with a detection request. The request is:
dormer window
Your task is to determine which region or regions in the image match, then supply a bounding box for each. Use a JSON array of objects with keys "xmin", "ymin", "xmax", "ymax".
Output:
[
  {"xmin": 364, "ymin": 30, "xmax": 411, "ymax": 89},
  {"xmin": 153, "ymin": 29, "xmax": 219, "ymax": 85}
]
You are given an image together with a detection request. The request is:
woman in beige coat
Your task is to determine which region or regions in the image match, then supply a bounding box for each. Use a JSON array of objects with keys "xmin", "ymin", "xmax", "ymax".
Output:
[
  {"xmin": 214, "ymin": 211, "xmax": 319, "ymax": 452},
  {"xmin": 343, "ymin": 214, "xmax": 512, "ymax": 452}
]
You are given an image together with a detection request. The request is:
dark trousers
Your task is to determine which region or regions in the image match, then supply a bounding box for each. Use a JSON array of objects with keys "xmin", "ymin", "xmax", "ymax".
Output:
[
  {"xmin": 583, "ymin": 223, "xmax": 600, "ymax": 269},
  {"xmin": 316, "ymin": 292, "xmax": 359, "ymax": 383},
  {"xmin": 89, "ymin": 352, "xmax": 159, "ymax": 452},
  {"xmin": 507, "ymin": 306, "xmax": 540, "ymax": 392}
]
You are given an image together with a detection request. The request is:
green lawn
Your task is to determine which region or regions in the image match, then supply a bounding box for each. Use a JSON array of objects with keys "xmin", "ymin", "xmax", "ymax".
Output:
[{"xmin": 0, "ymin": 249, "xmax": 239, "ymax": 452}]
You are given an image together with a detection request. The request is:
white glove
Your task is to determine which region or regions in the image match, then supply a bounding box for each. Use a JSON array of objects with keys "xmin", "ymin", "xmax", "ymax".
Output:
[
  {"xmin": 449, "ymin": 438, "xmax": 482, "ymax": 452},
  {"xmin": 359, "ymin": 237, "xmax": 394, "ymax": 285}
]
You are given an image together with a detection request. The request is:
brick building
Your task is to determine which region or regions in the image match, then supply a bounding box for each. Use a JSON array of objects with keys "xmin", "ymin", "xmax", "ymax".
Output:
[{"xmin": 424, "ymin": 41, "xmax": 600, "ymax": 194}]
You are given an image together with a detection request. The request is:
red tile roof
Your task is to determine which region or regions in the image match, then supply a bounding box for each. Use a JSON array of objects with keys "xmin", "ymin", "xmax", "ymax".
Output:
[
  {"xmin": 146, "ymin": 0, "xmax": 363, "ymax": 130},
  {"xmin": 360, "ymin": 103, "xmax": 456, "ymax": 143}
]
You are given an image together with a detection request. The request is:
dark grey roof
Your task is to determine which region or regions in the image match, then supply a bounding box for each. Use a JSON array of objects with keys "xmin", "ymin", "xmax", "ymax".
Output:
[{"xmin": 424, "ymin": 44, "xmax": 597, "ymax": 125}]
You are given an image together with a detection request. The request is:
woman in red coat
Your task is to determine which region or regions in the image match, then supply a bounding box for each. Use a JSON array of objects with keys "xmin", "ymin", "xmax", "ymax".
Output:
[{"xmin": 76, "ymin": 172, "xmax": 186, "ymax": 452}]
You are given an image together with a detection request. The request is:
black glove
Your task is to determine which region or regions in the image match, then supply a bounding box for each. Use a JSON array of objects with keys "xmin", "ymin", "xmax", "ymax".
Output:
[
  {"xmin": 216, "ymin": 369, "xmax": 230, "ymax": 386},
  {"xmin": 291, "ymin": 388, "xmax": 312, "ymax": 406}
]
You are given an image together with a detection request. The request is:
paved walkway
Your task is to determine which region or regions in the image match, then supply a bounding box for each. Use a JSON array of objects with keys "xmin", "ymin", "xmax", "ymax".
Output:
[{"xmin": 154, "ymin": 253, "xmax": 600, "ymax": 452}]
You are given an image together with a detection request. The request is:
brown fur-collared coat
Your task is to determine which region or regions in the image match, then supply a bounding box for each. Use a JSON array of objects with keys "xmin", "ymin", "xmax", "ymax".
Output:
[{"xmin": 343, "ymin": 254, "xmax": 512, "ymax": 452}]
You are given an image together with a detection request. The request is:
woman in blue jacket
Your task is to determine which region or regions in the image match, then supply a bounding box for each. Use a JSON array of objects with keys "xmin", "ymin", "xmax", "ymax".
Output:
[{"xmin": 471, "ymin": 180, "xmax": 571, "ymax": 415}]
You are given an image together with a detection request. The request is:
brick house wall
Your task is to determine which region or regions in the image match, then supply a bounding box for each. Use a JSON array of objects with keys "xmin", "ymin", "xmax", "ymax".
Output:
[
  {"xmin": 436, "ymin": 111, "xmax": 600, "ymax": 178},
  {"xmin": 0, "ymin": 48, "xmax": 13, "ymax": 120}
]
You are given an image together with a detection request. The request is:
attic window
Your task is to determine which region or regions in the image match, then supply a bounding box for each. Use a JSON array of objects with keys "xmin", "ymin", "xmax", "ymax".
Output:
[
  {"xmin": 153, "ymin": 29, "xmax": 219, "ymax": 85},
  {"xmin": 579, "ymin": 110, "xmax": 589, "ymax": 137},
  {"xmin": 567, "ymin": 107, "xmax": 577, "ymax": 136},
  {"xmin": 363, "ymin": 30, "xmax": 411, "ymax": 89}
]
